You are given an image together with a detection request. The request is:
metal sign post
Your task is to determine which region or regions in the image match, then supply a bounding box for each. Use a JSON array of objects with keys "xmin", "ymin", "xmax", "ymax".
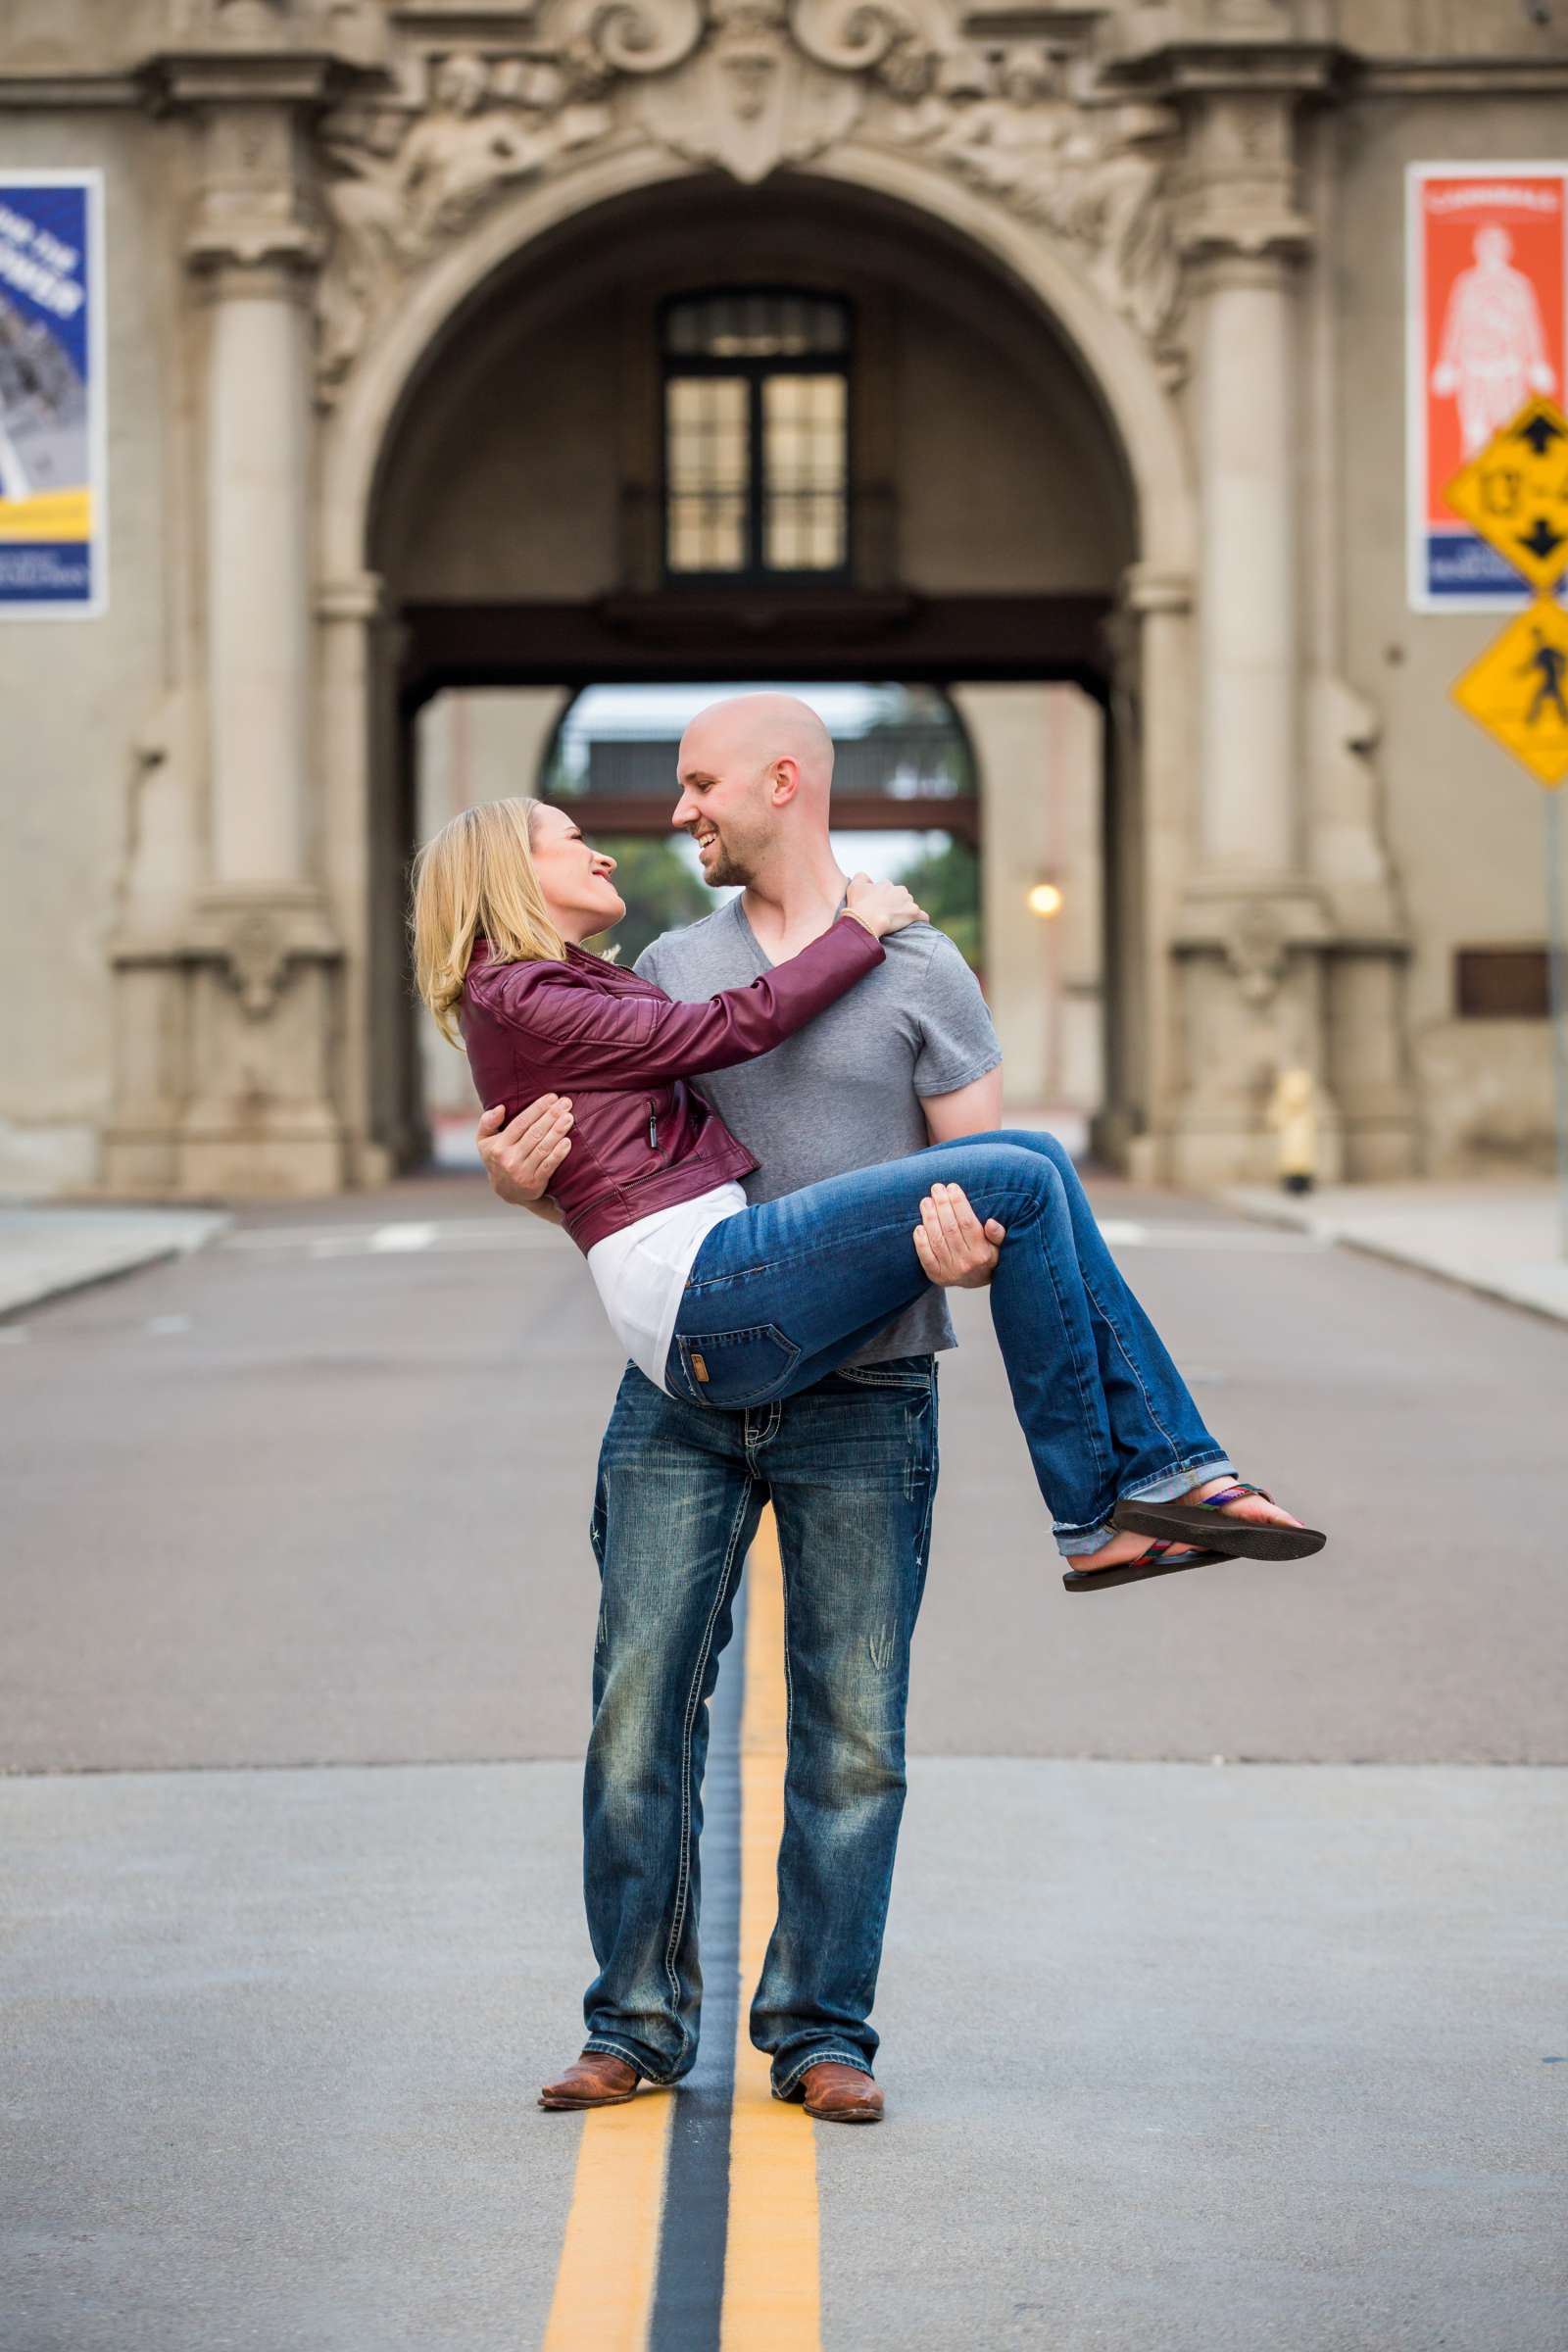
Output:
[{"xmin": 1446, "ymin": 395, "xmax": 1568, "ymax": 1259}]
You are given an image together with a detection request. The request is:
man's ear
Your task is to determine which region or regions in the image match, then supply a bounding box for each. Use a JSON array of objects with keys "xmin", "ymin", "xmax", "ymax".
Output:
[{"xmin": 769, "ymin": 755, "xmax": 802, "ymax": 808}]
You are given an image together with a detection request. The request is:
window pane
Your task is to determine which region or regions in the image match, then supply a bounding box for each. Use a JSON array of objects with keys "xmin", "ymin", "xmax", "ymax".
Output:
[
  {"xmin": 762, "ymin": 373, "xmax": 847, "ymax": 569},
  {"xmin": 809, "ymin": 298, "xmax": 848, "ymax": 354},
  {"xmin": 1454, "ymin": 948, "xmax": 1550, "ymax": 1018},
  {"xmin": 663, "ymin": 304, "xmax": 698, "ymax": 357},
  {"xmin": 665, "ymin": 376, "xmax": 750, "ymax": 572},
  {"xmin": 663, "ymin": 292, "xmax": 850, "ymax": 362}
]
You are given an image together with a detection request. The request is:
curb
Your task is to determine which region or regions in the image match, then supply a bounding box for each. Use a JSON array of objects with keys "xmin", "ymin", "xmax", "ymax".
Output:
[
  {"xmin": 1218, "ymin": 1189, "xmax": 1568, "ymax": 1330},
  {"xmin": 0, "ymin": 1209, "xmax": 234, "ymax": 1324}
]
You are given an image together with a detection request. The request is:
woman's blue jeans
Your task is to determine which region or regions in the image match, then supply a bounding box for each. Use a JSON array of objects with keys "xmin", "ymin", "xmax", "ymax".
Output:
[{"xmin": 667, "ymin": 1128, "xmax": 1233, "ymax": 1557}]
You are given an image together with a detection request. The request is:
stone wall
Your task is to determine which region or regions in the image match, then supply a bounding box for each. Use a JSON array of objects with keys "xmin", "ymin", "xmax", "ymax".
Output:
[
  {"xmin": 1335, "ymin": 93, "xmax": 1568, "ymax": 1172},
  {"xmin": 0, "ymin": 2, "xmax": 1563, "ymax": 1194}
]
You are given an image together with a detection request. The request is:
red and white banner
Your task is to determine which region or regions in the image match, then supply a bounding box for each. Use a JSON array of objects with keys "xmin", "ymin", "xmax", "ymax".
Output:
[{"xmin": 1406, "ymin": 164, "xmax": 1567, "ymax": 610}]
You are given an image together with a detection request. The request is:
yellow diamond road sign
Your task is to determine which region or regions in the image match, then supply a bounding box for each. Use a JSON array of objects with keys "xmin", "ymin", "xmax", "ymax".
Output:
[
  {"xmin": 1443, "ymin": 396, "xmax": 1568, "ymax": 594},
  {"xmin": 1450, "ymin": 598, "xmax": 1568, "ymax": 788}
]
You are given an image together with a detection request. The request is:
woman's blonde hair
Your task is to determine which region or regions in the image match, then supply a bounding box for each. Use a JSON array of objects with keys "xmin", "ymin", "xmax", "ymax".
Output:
[{"xmin": 409, "ymin": 795, "xmax": 565, "ymax": 1048}]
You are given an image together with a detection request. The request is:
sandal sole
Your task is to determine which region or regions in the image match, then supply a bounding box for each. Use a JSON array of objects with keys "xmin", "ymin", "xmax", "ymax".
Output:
[
  {"xmin": 1110, "ymin": 1499, "xmax": 1325, "ymax": 1558},
  {"xmin": 1062, "ymin": 1545, "xmax": 1232, "ymax": 1592}
]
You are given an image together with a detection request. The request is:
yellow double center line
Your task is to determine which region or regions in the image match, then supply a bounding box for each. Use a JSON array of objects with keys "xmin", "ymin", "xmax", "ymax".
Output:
[
  {"xmin": 723, "ymin": 1510, "xmax": 823, "ymax": 2348},
  {"xmin": 541, "ymin": 1509, "xmax": 824, "ymax": 2351}
]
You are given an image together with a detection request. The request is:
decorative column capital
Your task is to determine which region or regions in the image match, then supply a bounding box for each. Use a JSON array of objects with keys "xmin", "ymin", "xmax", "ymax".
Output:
[
  {"xmin": 175, "ymin": 94, "xmax": 322, "ymax": 288},
  {"xmin": 1176, "ymin": 85, "xmax": 1315, "ymax": 271},
  {"xmin": 145, "ymin": 13, "xmax": 387, "ymax": 288}
]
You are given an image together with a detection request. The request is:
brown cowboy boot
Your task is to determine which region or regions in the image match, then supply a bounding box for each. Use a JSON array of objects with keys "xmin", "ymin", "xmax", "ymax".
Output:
[
  {"xmin": 797, "ymin": 2061, "xmax": 884, "ymax": 2124},
  {"xmin": 538, "ymin": 2051, "xmax": 641, "ymax": 2110}
]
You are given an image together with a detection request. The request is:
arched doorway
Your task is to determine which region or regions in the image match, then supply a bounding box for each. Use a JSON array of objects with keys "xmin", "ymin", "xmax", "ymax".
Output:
[{"xmin": 318, "ymin": 164, "xmax": 1185, "ymax": 1182}]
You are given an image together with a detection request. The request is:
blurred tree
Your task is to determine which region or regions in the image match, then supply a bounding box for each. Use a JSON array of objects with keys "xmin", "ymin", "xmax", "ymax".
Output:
[
  {"xmin": 580, "ymin": 834, "xmax": 717, "ymax": 965},
  {"xmin": 892, "ymin": 833, "xmax": 982, "ymax": 972}
]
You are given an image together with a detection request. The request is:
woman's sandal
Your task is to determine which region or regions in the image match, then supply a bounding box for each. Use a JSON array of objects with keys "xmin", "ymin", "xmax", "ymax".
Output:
[{"xmin": 1061, "ymin": 1481, "xmax": 1326, "ymax": 1593}]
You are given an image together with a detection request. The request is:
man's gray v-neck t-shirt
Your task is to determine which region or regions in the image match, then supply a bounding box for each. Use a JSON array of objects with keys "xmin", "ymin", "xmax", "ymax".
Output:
[{"xmin": 634, "ymin": 894, "xmax": 1003, "ymax": 1367}]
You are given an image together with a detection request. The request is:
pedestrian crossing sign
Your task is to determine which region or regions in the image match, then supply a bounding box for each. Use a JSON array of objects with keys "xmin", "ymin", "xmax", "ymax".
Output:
[
  {"xmin": 1449, "ymin": 597, "xmax": 1568, "ymax": 785},
  {"xmin": 1442, "ymin": 397, "xmax": 1568, "ymax": 594}
]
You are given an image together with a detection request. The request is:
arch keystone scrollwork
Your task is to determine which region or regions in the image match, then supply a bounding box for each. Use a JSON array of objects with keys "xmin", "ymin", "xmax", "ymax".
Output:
[{"xmin": 313, "ymin": 1, "xmax": 1183, "ymax": 387}]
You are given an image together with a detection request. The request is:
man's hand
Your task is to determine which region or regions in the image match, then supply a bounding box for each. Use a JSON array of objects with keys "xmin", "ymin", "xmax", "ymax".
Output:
[
  {"xmin": 911, "ymin": 1181, "xmax": 1005, "ymax": 1289},
  {"xmin": 475, "ymin": 1095, "xmax": 572, "ymax": 1214}
]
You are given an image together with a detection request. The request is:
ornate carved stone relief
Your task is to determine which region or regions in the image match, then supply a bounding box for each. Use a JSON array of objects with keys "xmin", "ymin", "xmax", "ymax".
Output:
[
  {"xmin": 220, "ymin": 906, "xmax": 296, "ymax": 1019},
  {"xmin": 1222, "ymin": 901, "xmax": 1291, "ymax": 1008},
  {"xmin": 313, "ymin": 0, "xmax": 1183, "ymax": 387}
]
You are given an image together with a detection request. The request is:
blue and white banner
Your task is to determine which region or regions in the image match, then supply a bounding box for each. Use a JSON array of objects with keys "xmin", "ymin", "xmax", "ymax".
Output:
[{"xmin": 0, "ymin": 172, "xmax": 105, "ymax": 616}]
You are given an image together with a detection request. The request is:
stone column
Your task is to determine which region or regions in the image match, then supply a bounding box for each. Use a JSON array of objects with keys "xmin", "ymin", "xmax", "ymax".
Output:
[
  {"xmin": 101, "ymin": 19, "xmax": 386, "ymax": 1200},
  {"xmin": 1100, "ymin": 564, "xmax": 1195, "ymax": 1184},
  {"xmin": 202, "ymin": 230, "xmax": 314, "ymax": 886},
  {"xmin": 1167, "ymin": 84, "xmax": 1342, "ymax": 1188},
  {"xmin": 955, "ymin": 684, "xmax": 1104, "ymax": 1130},
  {"xmin": 956, "ymin": 685, "xmax": 1055, "ymax": 1110},
  {"xmin": 318, "ymin": 569, "xmax": 392, "ymax": 1188},
  {"xmin": 1194, "ymin": 247, "xmax": 1297, "ymax": 876},
  {"xmin": 171, "ymin": 62, "xmax": 352, "ymax": 1195}
]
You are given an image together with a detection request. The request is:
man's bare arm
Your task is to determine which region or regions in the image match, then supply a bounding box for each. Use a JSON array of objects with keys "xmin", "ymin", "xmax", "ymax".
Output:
[{"xmin": 474, "ymin": 1097, "xmax": 573, "ymax": 1218}]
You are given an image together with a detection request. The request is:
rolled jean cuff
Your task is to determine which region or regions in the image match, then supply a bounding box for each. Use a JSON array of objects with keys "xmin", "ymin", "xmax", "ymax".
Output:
[
  {"xmin": 771, "ymin": 2048, "xmax": 875, "ymax": 2098},
  {"xmin": 581, "ymin": 2034, "xmax": 675, "ymax": 2085},
  {"xmin": 1054, "ymin": 1452, "xmax": 1237, "ymax": 1558}
]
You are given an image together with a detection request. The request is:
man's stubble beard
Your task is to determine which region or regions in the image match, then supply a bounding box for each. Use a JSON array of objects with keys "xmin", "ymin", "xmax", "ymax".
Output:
[{"xmin": 702, "ymin": 840, "xmax": 754, "ymax": 891}]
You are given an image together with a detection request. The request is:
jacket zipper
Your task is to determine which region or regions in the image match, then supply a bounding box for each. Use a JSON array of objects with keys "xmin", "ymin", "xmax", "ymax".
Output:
[{"xmin": 646, "ymin": 1098, "xmax": 661, "ymax": 1158}]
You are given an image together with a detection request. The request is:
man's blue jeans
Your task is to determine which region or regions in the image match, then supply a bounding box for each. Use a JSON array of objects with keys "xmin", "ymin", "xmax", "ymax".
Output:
[
  {"xmin": 582, "ymin": 1352, "xmax": 938, "ymax": 2095},
  {"xmin": 667, "ymin": 1128, "xmax": 1233, "ymax": 1557}
]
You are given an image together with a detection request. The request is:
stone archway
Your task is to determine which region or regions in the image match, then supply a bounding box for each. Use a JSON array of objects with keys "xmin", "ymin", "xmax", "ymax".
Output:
[
  {"xmin": 104, "ymin": 2, "xmax": 1413, "ymax": 1200},
  {"xmin": 314, "ymin": 136, "xmax": 1195, "ymax": 1183}
]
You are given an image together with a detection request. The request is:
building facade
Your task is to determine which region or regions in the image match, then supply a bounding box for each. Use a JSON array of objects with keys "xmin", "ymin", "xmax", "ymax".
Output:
[{"xmin": 1, "ymin": 0, "xmax": 1563, "ymax": 1197}]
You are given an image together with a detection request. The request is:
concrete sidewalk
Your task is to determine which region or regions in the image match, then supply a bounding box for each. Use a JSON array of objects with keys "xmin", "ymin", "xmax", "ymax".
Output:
[
  {"xmin": 0, "ymin": 1204, "xmax": 232, "ymax": 1321},
  {"xmin": 1224, "ymin": 1178, "xmax": 1568, "ymax": 1325}
]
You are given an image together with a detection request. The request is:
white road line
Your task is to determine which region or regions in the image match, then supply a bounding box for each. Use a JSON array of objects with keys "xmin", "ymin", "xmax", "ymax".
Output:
[
  {"xmin": 222, "ymin": 1220, "xmax": 559, "ymax": 1255},
  {"xmin": 217, "ymin": 1214, "xmax": 1327, "ymax": 1261},
  {"xmin": 1104, "ymin": 1223, "xmax": 1329, "ymax": 1251}
]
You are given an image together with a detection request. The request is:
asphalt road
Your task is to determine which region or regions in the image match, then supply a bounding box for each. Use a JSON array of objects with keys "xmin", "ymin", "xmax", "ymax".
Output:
[
  {"xmin": 3, "ymin": 1168, "xmax": 1564, "ymax": 2351},
  {"xmin": 4, "ymin": 1169, "xmax": 1563, "ymax": 1771}
]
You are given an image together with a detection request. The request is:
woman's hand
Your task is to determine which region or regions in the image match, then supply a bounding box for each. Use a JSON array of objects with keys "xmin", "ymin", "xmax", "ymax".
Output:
[{"xmin": 843, "ymin": 873, "xmax": 928, "ymax": 939}]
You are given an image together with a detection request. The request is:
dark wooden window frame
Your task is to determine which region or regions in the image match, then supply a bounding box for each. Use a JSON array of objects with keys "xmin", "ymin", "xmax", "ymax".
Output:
[
  {"xmin": 660, "ymin": 287, "xmax": 854, "ymax": 588},
  {"xmin": 1453, "ymin": 946, "xmax": 1552, "ymax": 1019}
]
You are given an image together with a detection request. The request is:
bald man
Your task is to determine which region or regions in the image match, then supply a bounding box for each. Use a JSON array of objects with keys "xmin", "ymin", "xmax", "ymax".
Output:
[{"xmin": 478, "ymin": 692, "xmax": 1004, "ymax": 2124}]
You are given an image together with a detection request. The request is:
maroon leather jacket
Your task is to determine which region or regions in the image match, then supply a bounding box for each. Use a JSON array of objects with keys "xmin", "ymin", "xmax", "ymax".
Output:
[{"xmin": 460, "ymin": 913, "xmax": 886, "ymax": 1251}]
